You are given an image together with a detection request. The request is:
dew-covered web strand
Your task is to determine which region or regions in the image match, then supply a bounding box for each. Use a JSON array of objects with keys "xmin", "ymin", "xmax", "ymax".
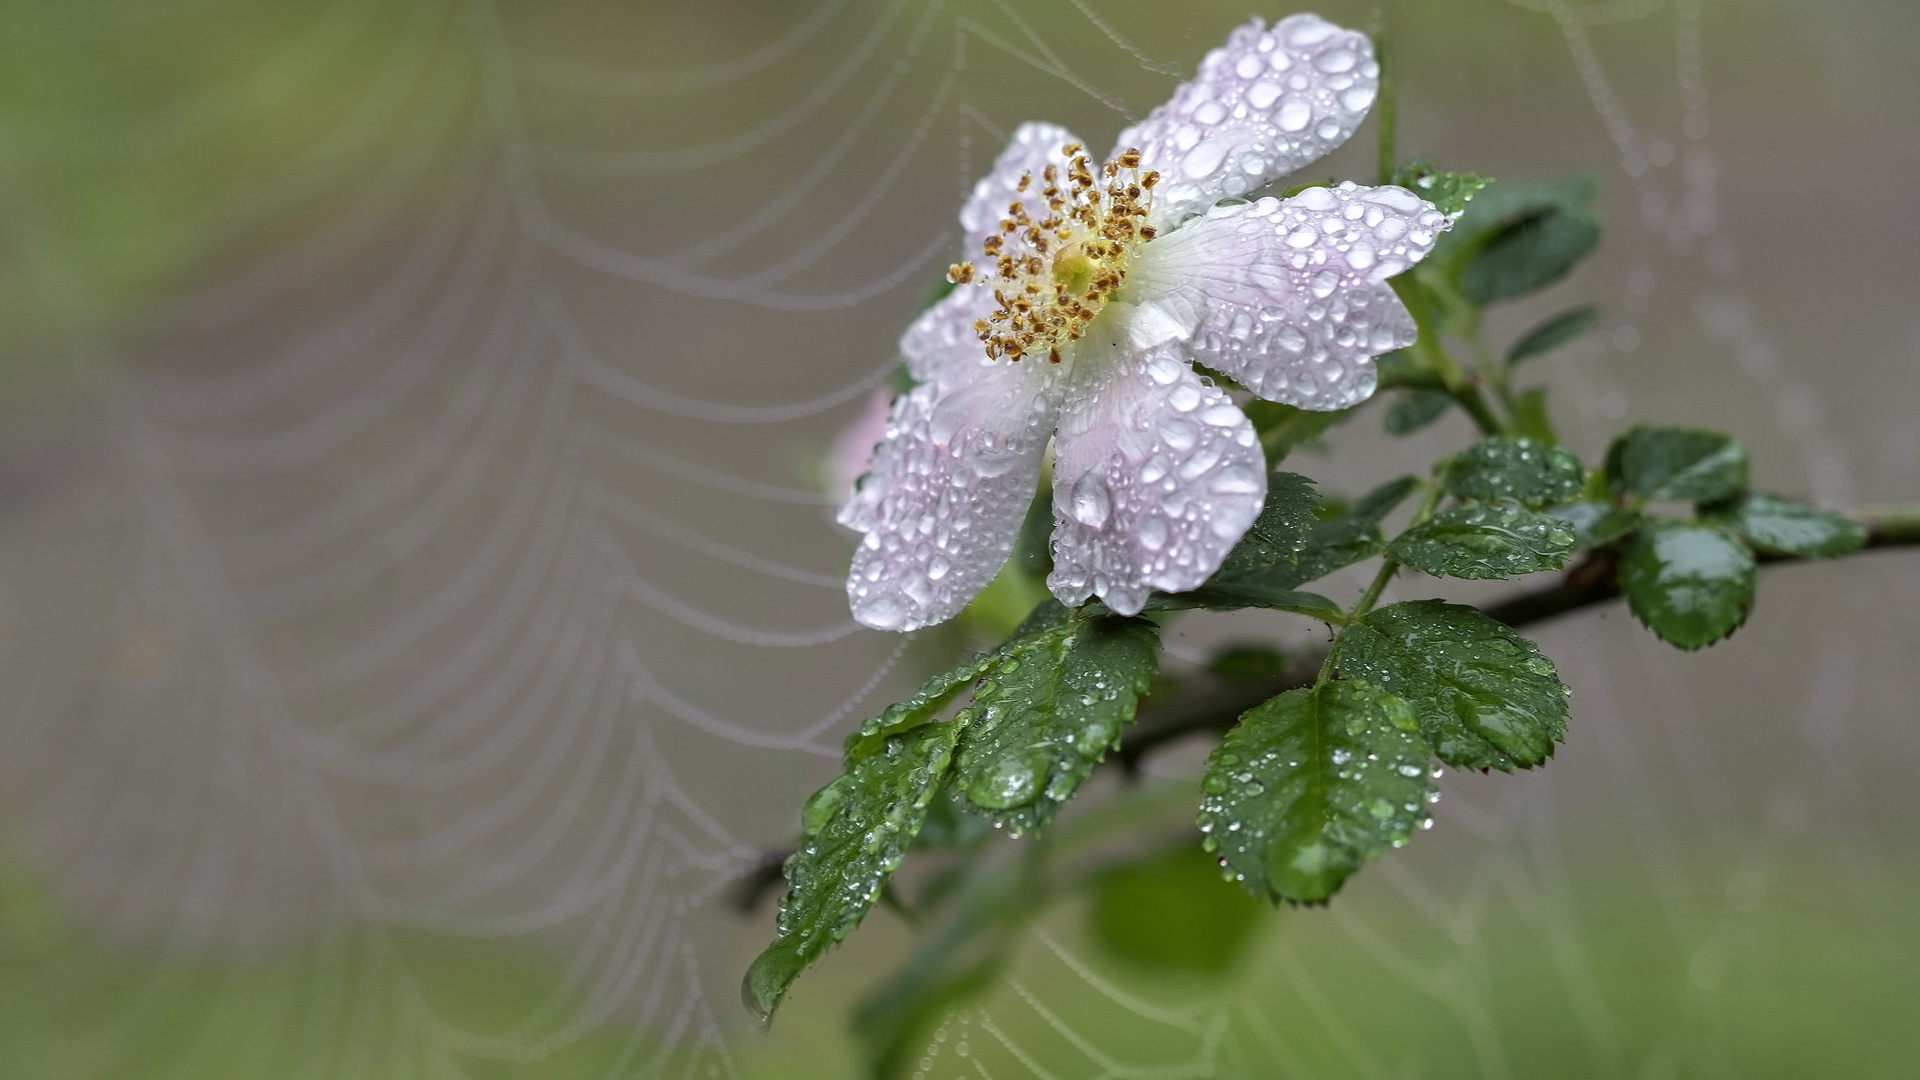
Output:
[
  {"xmin": 510, "ymin": 0, "xmax": 859, "ymax": 98},
  {"xmin": 544, "ymin": 287, "xmax": 898, "ymax": 424},
  {"xmin": 10, "ymin": 0, "xmax": 1877, "ymax": 1076},
  {"xmin": 898, "ymin": 3, "xmax": 1875, "ymax": 1077},
  {"xmin": 528, "ymin": 0, "xmax": 917, "ymax": 179}
]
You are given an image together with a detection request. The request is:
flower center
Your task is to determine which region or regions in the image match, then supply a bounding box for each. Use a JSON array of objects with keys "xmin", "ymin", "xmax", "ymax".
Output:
[{"xmin": 947, "ymin": 144, "xmax": 1159, "ymax": 364}]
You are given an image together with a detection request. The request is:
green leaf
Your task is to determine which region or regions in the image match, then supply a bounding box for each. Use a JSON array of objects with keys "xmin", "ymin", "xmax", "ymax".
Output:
[
  {"xmin": 1549, "ymin": 500, "xmax": 1643, "ymax": 551},
  {"xmin": 1389, "ymin": 498, "xmax": 1575, "ymax": 579},
  {"xmin": 1219, "ymin": 472, "xmax": 1320, "ymax": 572},
  {"xmin": 1446, "ymin": 437, "xmax": 1585, "ymax": 507},
  {"xmin": 1333, "ymin": 601, "xmax": 1569, "ymax": 771},
  {"xmin": 1243, "ymin": 400, "xmax": 1354, "ymax": 464},
  {"xmin": 1089, "ymin": 844, "xmax": 1266, "ymax": 975},
  {"xmin": 1290, "ymin": 517, "xmax": 1386, "ymax": 585},
  {"xmin": 844, "ymin": 649, "xmax": 1000, "ymax": 763},
  {"xmin": 1388, "ymin": 159, "xmax": 1493, "ymax": 216},
  {"xmin": 913, "ymin": 789, "xmax": 991, "ymax": 851},
  {"xmin": 745, "ymin": 720, "xmax": 961, "ymax": 1022},
  {"xmin": 1352, "ymin": 475, "xmax": 1423, "ymax": 524},
  {"xmin": 1620, "ymin": 521, "xmax": 1756, "ymax": 649},
  {"xmin": 1433, "ymin": 174, "xmax": 1598, "ymax": 261},
  {"xmin": 1384, "ymin": 389, "xmax": 1452, "ymax": 435},
  {"xmin": 1509, "ymin": 387, "xmax": 1559, "ymax": 445},
  {"xmin": 1432, "ymin": 176, "xmax": 1602, "ymax": 308},
  {"xmin": 1198, "ymin": 681, "xmax": 1431, "ymax": 903},
  {"xmin": 1459, "ymin": 207, "xmax": 1602, "ymax": 305},
  {"xmin": 1152, "ymin": 576, "xmax": 1343, "ymax": 621},
  {"xmin": 1012, "ymin": 484, "xmax": 1055, "ymax": 577},
  {"xmin": 1605, "ymin": 426, "xmax": 1749, "ymax": 503},
  {"xmin": 1507, "ymin": 305, "xmax": 1599, "ymax": 364},
  {"xmin": 1701, "ymin": 491, "xmax": 1868, "ymax": 558},
  {"xmin": 950, "ymin": 614, "xmax": 1159, "ymax": 834}
]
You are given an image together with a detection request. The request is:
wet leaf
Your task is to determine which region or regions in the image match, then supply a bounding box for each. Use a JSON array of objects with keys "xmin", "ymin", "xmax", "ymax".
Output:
[
  {"xmin": 1549, "ymin": 500, "xmax": 1643, "ymax": 551},
  {"xmin": 1290, "ymin": 517, "xmax": 1386, "ymax": 585},
  {"xmin": 1219, "ymin": 472, "xmax": 1321, "ymax": 572},
  {"xmin": 1352, "ymin": 475, "xmax": 1423, "ymax": 524},
  {"xmin": 1507, "ymin": 305, "xmax": 1599, "ymax": 365},
  {"xmin": 1334, "ymin": 601, "xmax": 1569, "ymax": 771},
  {"xmin": 1089, "ymin": 844, "xmax": 1266, "ymax": 975},
  {"xmin": 1458, "ymin": 207, "xmax": 1602, "ymax": 305},
  {"xmin": 1446, "ymin": 437, "xmax": 1585, "ymax": 507},
  {"xmin": 1199, "ymin": 681, "xmax": 1431, "ymax": 903},
  {"xmin": 843, "ymin": 649, "xmax": 1000, "ymax": 763},
  {"xmin": 1152, "ymin": 577, "xmax": 1343, "ymax": 621},
  {"xmin": 950, "ymin": 614, "xmax": 1159, "ymax": 834},
  {"xmin": 1243, "ymin": 400, "xmax": 1354, "ymax": 465},
  {"xmin": 745, "ymin": 721, "xmax": 961, "ymax": 1022},
  {"xmin": 1389, "ymin": 498, "xmax": 1575, "ymax": 579},
  {"xmin": 1384, "ymin": 388, "xmax": 1453, "ymax": 435},
  {"xmin": 1605, "ymin": 426, "xmax": 1749, "ymax": 503},
  {"xmin": 1388, "ymin": 159, "xmax": 1492, "ymax": 216},
  {"xmin": 1433, "ymin": 175, "xmax": 1602, "ymax": 308},
  {"xmin": 1620, "ymin": 521, "xmax": 1756, "ymax": 650},
  {"xmin": 1701, "ymin": 491, "xmax": 1867, "ymax": 558}
]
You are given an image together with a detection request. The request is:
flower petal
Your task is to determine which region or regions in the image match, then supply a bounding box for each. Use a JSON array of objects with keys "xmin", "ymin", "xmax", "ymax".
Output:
[
  {"xmin": 1125, "ymin": 183, "xmax": 1447, "ymax": 411},
  {"xmin": 959, "ymin": 121, "xmax": 1084, "ymax": 255},
  {"xmin": 1114, "ymin": 15, "xmax": 1378, "ymax": 227},
  {"xmin": 900, "ymin": 283, "xmax": 995, "ymax": 389},
  {"xmin": 1046, "ymin": 344, "xmax": 1266, "ymax": 616},
  {"xmin": 840, "ymin": 358, "xmax": 1063, "ymax": 631}
]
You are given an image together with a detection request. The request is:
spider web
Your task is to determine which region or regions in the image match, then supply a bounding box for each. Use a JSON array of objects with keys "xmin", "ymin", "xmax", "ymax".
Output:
[{"xmin": 0, "ymin": 1, "xmax": 1916, "ymax": 1077}]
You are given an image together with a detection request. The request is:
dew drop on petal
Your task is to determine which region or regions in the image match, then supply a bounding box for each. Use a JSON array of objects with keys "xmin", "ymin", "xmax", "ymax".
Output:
[{"xmin": 1069, "ymin": 471, "xmax": 1112, "ymax": 527}]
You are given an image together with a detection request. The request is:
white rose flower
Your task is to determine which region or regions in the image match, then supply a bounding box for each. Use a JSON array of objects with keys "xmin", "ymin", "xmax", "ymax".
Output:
[{"xmin": 841, "ymin": 14, "xmax": 1450, "ymax": 630}]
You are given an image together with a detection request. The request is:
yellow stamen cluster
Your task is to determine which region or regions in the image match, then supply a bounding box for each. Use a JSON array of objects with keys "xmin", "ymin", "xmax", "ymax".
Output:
[{"xmin": 946, "ymin": 144, "xmax": 1159, "ymax": 363}]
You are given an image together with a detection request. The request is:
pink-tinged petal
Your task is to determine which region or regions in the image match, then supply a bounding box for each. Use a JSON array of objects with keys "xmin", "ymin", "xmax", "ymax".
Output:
[
  {"xmin": 1114, "ymin": 15, "xmax": 1378, "ymax": 227},
  {"xmin": 827, "ymin": 386, "xmax": 896, "ymax": 502},
  {"xmin": 1046, "ymin": 344, "xmax": 1266, "ymax": 616},
  {"xmin": 959, "ymin": 121, "xmax": 1083, "ymax": 255},
  {"xmin": 840, "ymin": 358, "xmax": 1064, "ymax": 631},
  {"xmin": 899, "ymin": 283, "xmax": 995, "ymax": 389},
  {"xmin": 1125, "ymin": 183, "xmax": 1447, "ymax": 411}
]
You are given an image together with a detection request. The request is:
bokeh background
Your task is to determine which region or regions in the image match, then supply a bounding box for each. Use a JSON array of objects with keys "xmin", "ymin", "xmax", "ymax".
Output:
[{"xmin": 1, "ymin": 0, "xmax": 1917, "ymax": 1076}]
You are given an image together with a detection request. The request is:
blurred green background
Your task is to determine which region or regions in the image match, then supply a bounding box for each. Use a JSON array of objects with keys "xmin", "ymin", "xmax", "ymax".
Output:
[{"xmin": 1, "ymin": 0, "xmax": 1918, "ymax": 1076}]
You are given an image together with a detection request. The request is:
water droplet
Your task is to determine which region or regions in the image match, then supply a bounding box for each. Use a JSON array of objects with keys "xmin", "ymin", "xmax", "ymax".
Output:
[
  {"xmin": 1069, "ymin": 471, "xmax": 1112, "ymax": 527},
  {"xmin": 1181, "ymin": 137, "xmax": 1232, "ymax": 179},
  {"xmin": 1139, "ymin": 516, "xmax": 1169, "ymax": 551},
  {"xmin": 1277, "ymin": 99, "xmax": 1312, "ymax": 132},
  {"xmin": 1316, "ymin": 47, "xmax": 1356, "ymax": 73}
]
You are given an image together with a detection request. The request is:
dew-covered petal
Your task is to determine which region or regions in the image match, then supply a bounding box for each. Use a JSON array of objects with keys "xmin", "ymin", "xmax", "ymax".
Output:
[
  {"xmin": 900, "ymin": 283, "xmax": 995, "ymax": 389},
  {"xmin": 1113, "ymin": 15, "xmax": 1378, "ymax": 227},
  {"xmin": 839, "ymin": 358, "xmax": 1063, "ymax": 631},
  {"xmin": 1124, "ymin": 182, "xmax": 1447, "ymax": 411},
  {"xmin": 959, "ymin": 121, "xmax": 1083, "ymax": 255},
  {"xmin": 1046, "ymin": 344, "xmax": 1266, "ymax": 616}
]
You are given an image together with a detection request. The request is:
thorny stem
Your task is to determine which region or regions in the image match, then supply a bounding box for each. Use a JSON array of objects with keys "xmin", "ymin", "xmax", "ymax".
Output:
[
  {"xmin": 1113, "ymin": 505, "xmax": 1920, "ymax": 772},
  {"xmin": 738, "ymin": 506, "xmax": 1920, "ymax": 910}
]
